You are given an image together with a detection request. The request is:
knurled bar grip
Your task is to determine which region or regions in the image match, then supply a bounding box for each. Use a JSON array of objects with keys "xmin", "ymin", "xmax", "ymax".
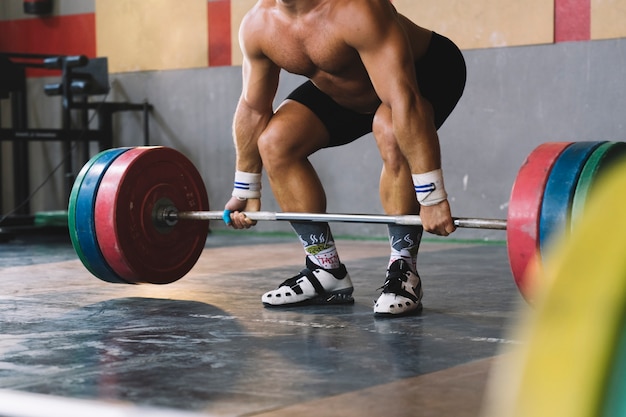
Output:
[{"xmin": 165, "ymin": 210, "xmax": 507, "ymax": 230}]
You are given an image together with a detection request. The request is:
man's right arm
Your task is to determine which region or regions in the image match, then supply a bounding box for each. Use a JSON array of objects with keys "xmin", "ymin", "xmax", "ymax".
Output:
[
  {"xmin": 233, "ymin": 11, "xmax": 280, "ymax": 173},
  {"xmin": 225, "ymin": 13, "xmax": 280, "ymax": 227}
]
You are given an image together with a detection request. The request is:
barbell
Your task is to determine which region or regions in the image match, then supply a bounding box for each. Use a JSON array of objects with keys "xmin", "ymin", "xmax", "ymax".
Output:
[
  {"xmin": 159, "ymin": 209, "xmax": 508, "ymax": 229},
  {"xmin": 67, "ymin": 141, "xmax": 626, "ymax": 301}
]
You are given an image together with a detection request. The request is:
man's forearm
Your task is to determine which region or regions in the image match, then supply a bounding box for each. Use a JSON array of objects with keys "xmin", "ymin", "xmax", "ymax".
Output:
[
  {"xmin": 232, "ymin": 99, "xmax": 272, "ymax": 173},
  {"xmin": 392, "ymin": 99, "xmax": 442, "ymax": 175}
]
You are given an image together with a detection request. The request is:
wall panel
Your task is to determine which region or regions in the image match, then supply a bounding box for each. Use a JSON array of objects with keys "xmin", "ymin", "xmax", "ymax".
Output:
[
  {"xmin": 592, "ymin": 0, "xmax": 626, "ymax": 39},
  {"xmin": 555, "ymin": 0, "xmax": 590, "ymax": 41},
  {"xmin": 208, "ymin": 0, "xmax": 232, "ymax": 66},
  {"xmin": 95, "ymin": 0, "xmax": 208, "ymax": 73},
  {"xmin": 230, "ymin": 0, "xmax": 256, "ymax": 66},
  {"xmin": 394, "ymin": 0, "xmax": 554, "ymax": 49}
]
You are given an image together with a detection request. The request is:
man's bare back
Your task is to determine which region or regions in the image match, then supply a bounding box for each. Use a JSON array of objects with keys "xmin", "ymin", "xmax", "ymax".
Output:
[{"xmin": 241, "ymin": 0, "xmax": 433, "ymax": 113}]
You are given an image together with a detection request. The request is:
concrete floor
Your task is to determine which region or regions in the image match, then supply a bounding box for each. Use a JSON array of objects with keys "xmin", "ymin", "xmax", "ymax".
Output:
[{"xmin": 0, "ymin": 230, "xmax": 523, "ymax": 416}]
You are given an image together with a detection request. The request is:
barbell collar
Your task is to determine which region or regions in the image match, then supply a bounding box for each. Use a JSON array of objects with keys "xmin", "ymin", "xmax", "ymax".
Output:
[{"xmin": 163, "ymin": 210, "xmax": 507, "ymax": 230}]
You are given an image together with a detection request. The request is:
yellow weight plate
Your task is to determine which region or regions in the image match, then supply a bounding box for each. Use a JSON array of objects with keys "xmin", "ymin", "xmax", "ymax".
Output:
[{"xmin": 483, "ymin": 160, "xmax": 626, "ymax": 417}]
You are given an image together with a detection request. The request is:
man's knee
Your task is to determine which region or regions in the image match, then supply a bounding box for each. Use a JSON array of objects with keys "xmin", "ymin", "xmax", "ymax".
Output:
[
  {"xmin": 259, "ymin": 118, "xmax": 327, "ymax": 171},
  {"xmin": 258, "ymin": 127, "xmax": 286, "ymax": 170},
  {"xmin": 380, "ymin": 142, "xmax": 410, "ymax": 175}
]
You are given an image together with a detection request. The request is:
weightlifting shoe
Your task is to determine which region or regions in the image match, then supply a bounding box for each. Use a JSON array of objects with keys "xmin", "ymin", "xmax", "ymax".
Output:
[
  {"xmin": 262, "ymin": 257, "xmax": 354, "ymax": 307},
  {"xmin": 374, "ymin": 259, "xmax": 423, "ymax": 316}
]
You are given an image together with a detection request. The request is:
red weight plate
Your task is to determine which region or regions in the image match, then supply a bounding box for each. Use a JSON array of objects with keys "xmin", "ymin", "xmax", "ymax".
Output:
[
  {"xmin": 94, "ymin": 147, "xmax": 210, "ymax": 284},
  {"xmin": 507, "ymin": 142, "xmax": 572, "ymax": 301}
]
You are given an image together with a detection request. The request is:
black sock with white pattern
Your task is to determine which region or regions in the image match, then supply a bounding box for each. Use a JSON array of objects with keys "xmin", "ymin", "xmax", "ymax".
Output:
[
  {"xmin": 291, "ymin": 221, "xmax": 341, "ymax": 270},
  {"xmin": 387, "ymin": 224, "xmax": 423, "ymax": 273}
]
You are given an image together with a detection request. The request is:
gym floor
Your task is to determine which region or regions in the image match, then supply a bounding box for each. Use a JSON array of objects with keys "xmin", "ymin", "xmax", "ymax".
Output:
[{"xmin": 0, "ymin": 229, "xmax": 523, "ymax": 417}]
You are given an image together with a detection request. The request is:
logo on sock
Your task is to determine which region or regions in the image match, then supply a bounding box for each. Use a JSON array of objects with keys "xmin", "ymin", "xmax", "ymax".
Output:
[
  {"xmin": 302, "ymin": 235, "xmax": 339, "ymax": 269},
  {"xmin": 295, "ymin": 228, "xmax": 340, "ymax": 269},
  {"xmin": 391, "ymin": 234, "xmax": 415, "ymax": 251},
  {"xmin": 307, "ymin": 251, "xmax": 340, "ymax": 269},
  {"xmin": 299, "ymin": 232, "xmax": 330, "ymax": 247}
]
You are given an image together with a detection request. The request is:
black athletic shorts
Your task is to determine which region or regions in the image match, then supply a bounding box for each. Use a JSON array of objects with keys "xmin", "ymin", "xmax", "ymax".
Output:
[{"xmin": 285, "ymin": 32, "xmax": 467, "ymax": 147}]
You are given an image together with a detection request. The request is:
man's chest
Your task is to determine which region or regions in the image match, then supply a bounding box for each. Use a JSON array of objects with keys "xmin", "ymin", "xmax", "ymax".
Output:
[{"xmin": 262, "ymin": 25, "xmax": 362, "ymax": 78}]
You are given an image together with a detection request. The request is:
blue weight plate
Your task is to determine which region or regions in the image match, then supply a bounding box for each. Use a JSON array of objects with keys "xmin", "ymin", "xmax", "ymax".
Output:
[
  {"xmin": 539, "ymin": 141, "xmax": 604, "ymax": 254},
  {"xmin": 74, "ymin": 147, "xmax": 132, "ymax": 284}
]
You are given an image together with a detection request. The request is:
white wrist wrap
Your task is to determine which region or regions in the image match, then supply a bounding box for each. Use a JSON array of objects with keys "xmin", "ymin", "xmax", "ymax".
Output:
[
  {"xmin": 232, "ymin": 171, "xmax": 261, "ymax": 199},
  {"xmin": 412, "ymin": 169, "xmax": 448, "ymax": 206}
]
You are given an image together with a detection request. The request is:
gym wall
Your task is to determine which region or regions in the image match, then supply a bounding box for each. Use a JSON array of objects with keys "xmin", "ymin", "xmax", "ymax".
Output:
[{"xmin": 1, "ymin": 0, "xmax": 625, "ymax": 240}]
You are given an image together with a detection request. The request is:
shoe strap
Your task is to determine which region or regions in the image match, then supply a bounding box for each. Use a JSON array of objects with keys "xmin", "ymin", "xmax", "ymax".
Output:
[
  {"xmin": 380, "ymin": 275, "xmax": 420, "ymax": 303},
  {"xmin": 279, "ymin": 267, "xmax": 326, "ymax": 296},
  {"xmin": 301, "ymin": 268, "xmax": 326, "ymax": 295}
]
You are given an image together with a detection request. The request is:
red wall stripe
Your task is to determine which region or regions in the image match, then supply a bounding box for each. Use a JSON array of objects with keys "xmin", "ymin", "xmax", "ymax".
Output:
[
  {"xmin": 555, "ymin": 0, "xmax": 591, "ymax": 42},
  {"xmin": 207, "ymin": 0, "xmax": 232, "ymax": 67},
  {"xmin": 0, "ymin": 13, "xmax": 96, "ymax": 77}
]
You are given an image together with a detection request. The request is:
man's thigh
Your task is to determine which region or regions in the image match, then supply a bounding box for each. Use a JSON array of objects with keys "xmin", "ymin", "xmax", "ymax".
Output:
[{"xmin": 265, "ymin": 99, "xmax": 332, "ymax": 158}]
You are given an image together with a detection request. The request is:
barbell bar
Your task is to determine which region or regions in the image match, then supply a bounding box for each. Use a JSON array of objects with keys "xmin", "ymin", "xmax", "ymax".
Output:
[
  {"xmin": 159, "ymin": 209, "xmax": 508, "ymax": 230},
  {"xmin": 68, "ymin": 141, "xmax": 626, "ymax": 301}
]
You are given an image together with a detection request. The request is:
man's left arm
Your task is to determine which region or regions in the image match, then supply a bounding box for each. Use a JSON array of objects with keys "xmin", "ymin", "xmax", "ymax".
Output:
[{"xmin": 341, "ymin": 1, "xmax": 455, "ymax": 236}]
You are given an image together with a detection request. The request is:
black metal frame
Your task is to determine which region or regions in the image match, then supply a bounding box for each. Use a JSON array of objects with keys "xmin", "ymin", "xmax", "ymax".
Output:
[{"xmin": 0, "ymin": 52, "xmax": 153, "ymax": 220}]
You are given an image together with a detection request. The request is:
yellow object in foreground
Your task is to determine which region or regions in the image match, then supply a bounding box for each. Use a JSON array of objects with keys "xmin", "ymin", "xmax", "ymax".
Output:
[{"xmin": 482, "ymin": 160, "xmax": 626, "ymax": 417}]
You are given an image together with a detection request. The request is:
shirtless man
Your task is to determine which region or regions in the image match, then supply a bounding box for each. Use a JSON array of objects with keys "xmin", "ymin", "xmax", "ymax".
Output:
[{"xmin": 224, "ymin": 0, "xmax": 466, "ymax": 316}]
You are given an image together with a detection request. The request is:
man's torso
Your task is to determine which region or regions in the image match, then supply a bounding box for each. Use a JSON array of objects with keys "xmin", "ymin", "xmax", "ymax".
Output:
[{"xmin": 246, "ymin": 0, "xmax": 432, "ymax": 113}]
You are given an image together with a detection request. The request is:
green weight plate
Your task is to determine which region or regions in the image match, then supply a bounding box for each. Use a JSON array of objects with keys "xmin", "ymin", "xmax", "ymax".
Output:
[
  {"xmin": 571, "ymin": 142, "xmax": 626, "ymax": 230},
  {"xmin": 601, "ymin": 305, "xmax": 626, "ymax": 417}
]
